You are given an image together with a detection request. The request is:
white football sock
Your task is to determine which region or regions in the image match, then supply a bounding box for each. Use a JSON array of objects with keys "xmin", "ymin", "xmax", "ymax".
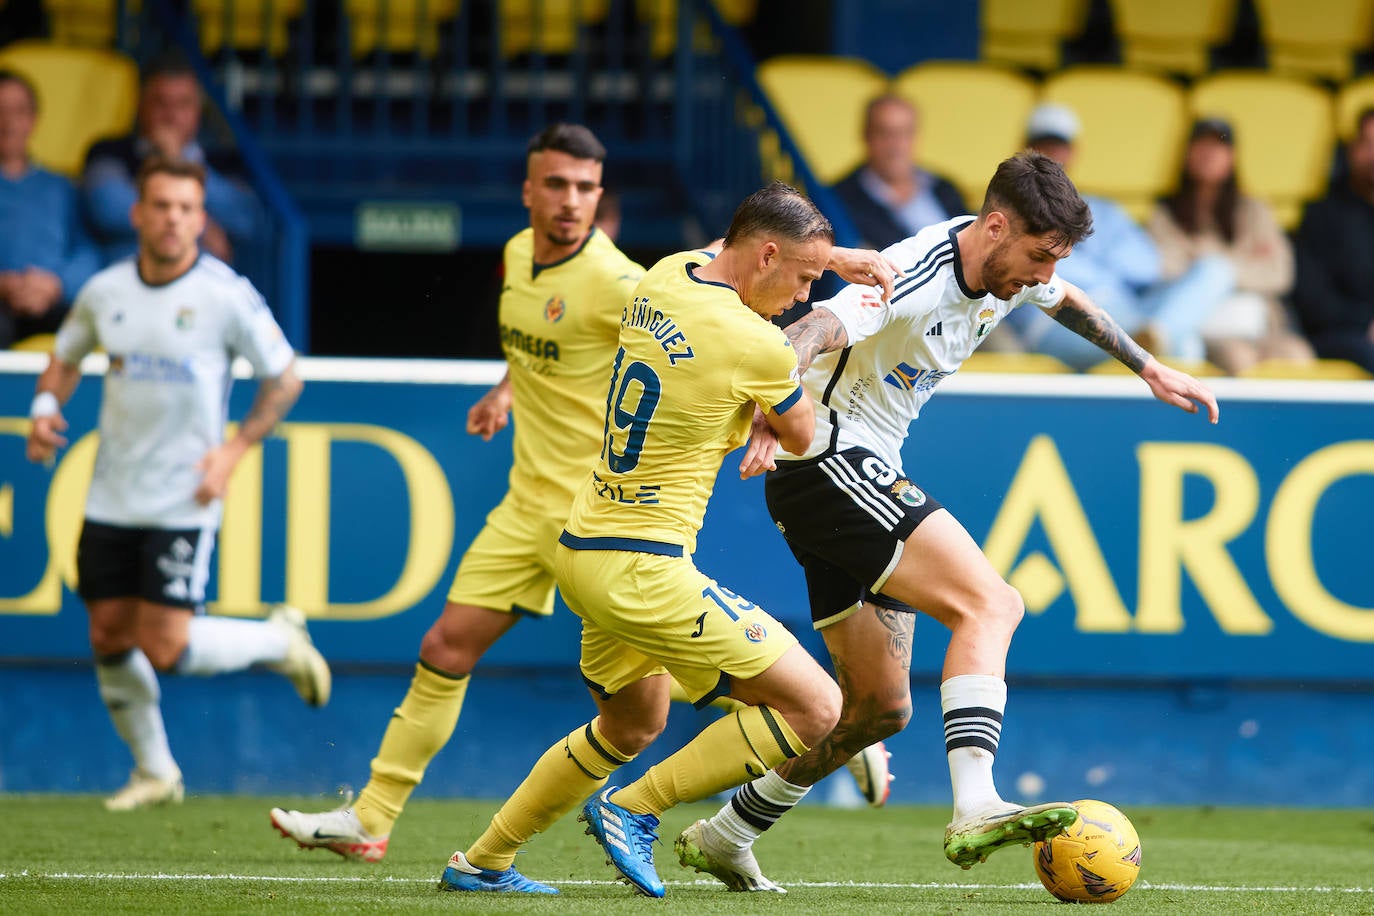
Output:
[
  {"xmin": 176, "ymin": 616, "xmax": 289, "ymax": 675},
  {"xmin": 96, "ymin": 649, "xmax": 179, "ymax": 780},
  {"xmin": 711, "ymin": 769, "xmax": 813, "ymax": 848},
  {"xmin": 941, "ymin": 674, "xmax": 1008, "ymax": 821}
]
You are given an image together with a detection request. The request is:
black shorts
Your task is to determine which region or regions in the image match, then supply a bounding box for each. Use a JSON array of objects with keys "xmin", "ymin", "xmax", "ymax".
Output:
[
  {"xmin": 76, "ymin": 520, "xmax": 215, "ymax": 611},
  {"xmin": 764, "ymin": 447, "xmax": 944, "ymax": 628}
]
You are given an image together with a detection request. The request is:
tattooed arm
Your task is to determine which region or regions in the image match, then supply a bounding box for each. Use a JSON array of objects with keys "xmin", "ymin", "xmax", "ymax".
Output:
[
  {"xmin": 194, "ymin": 362, "xmax": 305, "ymax": 504},
  {"xmin": 1047, "ymin": 283, "xmax": 1220, "ymax": 423}
]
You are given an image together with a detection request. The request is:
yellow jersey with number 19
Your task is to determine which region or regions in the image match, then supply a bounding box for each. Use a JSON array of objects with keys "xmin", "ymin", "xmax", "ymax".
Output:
[
  {"xmin": 499, "ymin": 227, "xmax": 643, "ymax": 511},
  {"xmin": 562, "ymin": 249, "xmax": 804, "ymax": 554}
]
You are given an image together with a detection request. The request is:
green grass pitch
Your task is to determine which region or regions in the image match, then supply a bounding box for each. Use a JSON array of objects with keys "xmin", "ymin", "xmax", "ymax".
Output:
[{"xmin": 3, "ymin": 794, "xmax": 1374, "ymax": 914}]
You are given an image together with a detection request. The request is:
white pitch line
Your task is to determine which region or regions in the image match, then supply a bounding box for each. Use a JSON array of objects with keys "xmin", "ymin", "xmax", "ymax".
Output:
[{"xmin": 3, "ymin": 873, "xmax": 1374, "ymax": 893}]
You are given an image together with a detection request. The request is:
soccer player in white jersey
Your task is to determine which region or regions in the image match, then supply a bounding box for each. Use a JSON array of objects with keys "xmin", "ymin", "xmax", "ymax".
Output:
[
  {"xmin": 677, "ymin": 151, "xmax": 1220, "ymax": 891},
  {"xmin": 25, "ymin": 156, "xmax": 328, "ymax": 812}
]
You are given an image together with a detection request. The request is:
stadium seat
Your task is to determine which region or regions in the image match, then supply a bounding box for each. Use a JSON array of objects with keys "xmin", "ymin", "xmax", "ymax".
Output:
[
  {"xmin": 1253, "ymin": 0, "xmax": 1374, "ymax": 83},
  {"xmin": 755, "ymin": 55, "xmax": 888, "ymax": 186},
  {"xmin": 193, "ymin": 0, "xmax": 305, "ymax": 58},
  {"xmin": 1336, "ymin": 75, "xmax": 1374, "ymax": 140},
  {"xmin": 960, "ymin": 352, "xmax": 1074, "ymax": 374},
  {"xmin": 891, "ymin": 61, "xmax": 1038, "ymax": 209},
  {"xmin": 41, "ymin": 0, "xmax": 139, "ymax": 49},
  {"xmin": 1190, "ymin": 72, "xmax": 1335, "ymax": 230},
  {"xmin": 637, "ymin": 0, "xmax": 757, "ymax": 58},
  {"xmin": 496, "ymin": 0, "xmax": 609, "ymax": 58},
  {"xmin": 1108, "ymin": 0, "xmax": 1238, "ymax": 77},
  {"xmin": 346, "ymin": 0, "xmax": 462, "ymax": 58},
  {"xmin": 0, "ymin": 41, "xmax": 138, "ymax": 177},
  {"xmin": 1239, "ymin": 358, "xmax": 1373, "ymax": 380},
  {"xmin": 1089, "ymin": 356, "xmax": 1226, "ymax": 376},
  {"xmin": 1040, "ymin": 66, "xmax": 1188, "ymax": 220},
  {"xmin": 981, "ymin": 0, "xmax": 1090, "ymax": 72},
  {"xmin": 9, "ymin": 333, "xmax": 57, "ymax": 353}
]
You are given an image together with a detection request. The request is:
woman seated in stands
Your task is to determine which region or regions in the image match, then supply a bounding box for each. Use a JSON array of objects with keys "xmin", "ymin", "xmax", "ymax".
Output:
[{"xmin": 1144, "ymin": 117, "xmax": 1311, "ymax": 375}]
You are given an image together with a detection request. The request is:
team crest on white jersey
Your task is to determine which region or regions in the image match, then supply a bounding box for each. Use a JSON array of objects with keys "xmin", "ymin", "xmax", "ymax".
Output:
[
  {"xmin": 176, "ymin": 307, "xmax": 194, "ymax": 331},
  {"xmin": 974, "ymin": 306, "xmax": 995, "ymax": 339}
]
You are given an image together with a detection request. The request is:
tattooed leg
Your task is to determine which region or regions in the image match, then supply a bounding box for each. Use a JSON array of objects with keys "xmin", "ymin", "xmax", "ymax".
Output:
[{"xmin": 774, "ymin": 604, "xmax": 914, "ymax": 787}]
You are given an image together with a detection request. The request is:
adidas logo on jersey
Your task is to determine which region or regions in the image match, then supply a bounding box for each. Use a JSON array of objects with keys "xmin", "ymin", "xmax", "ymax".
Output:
[{"xmin": 925, "ymin": 322, "xmax": 943, "ymax": 337}]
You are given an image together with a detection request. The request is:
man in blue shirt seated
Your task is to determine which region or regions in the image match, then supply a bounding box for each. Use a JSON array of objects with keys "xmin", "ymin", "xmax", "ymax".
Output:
[
  {"xmin": 1005, "ymin": 104, "xmax": 1223, "ymax": 371},
  {"xmin": 81, "ymin": 54, "xmax": 258, "ymax": 266},
  {"xmin": 0, "ymin": 69, "xmax": 100, "ymax": 349}
]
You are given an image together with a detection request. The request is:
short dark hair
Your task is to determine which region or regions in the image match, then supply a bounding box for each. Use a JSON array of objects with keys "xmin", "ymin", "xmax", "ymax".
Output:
[
  {"xmin": 723, "ymin": 180, "xmax": 834, "ymax": 248},
  {"xmin": 0, "ymin": 69, "xmax": 38, "ymax": 113},
  {"xmin": 136, "ymin": 155, "xmax": 207, "ymax": 197},
  {"xmin": 140, "ymin": 51, "xmax": 197, "ymax": 85},
  {"xmin": 980, "ymin": 151, "xmax": 1093, "ymax": 248},
  {"xmin": 863, "ymin": 94, "xmax": 916, "ymax": 133},
  {"xmin": 527, "ymin": 123, "xmax": 606, "ymax": 163}
]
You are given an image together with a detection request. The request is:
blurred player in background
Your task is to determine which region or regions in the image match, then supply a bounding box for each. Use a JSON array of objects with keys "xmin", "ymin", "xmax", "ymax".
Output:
[
  {"xmin": 677, "ymin": 152, "xmax": 1220, "ymax": 891},
  {"xmin": 25, "ymin": 156, "xmax": 325, "ymax": 812}
]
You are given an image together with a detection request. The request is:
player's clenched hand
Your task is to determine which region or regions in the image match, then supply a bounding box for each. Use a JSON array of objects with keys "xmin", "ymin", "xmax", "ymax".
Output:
[
  {"xmin": 26, "ymin": 414, "xmax": 68, "ymax": 465},
  {"xmin": 827, "ymin": 247, "xmax": 905, "ymax": 303},
  {"xmin": 194, "ymin": 443, "xmax": 241, "ymax": 505},
  {"xmin": 1139, "ymin": 359, "xmax": 1220, "ymax": 424},
  {"xmin": 738, "ymin": 408, "xmax": 780, "ymax": 480},
  {"xmin": 466, "ymin": 383, "xmax": 512, "ymax": 441}
]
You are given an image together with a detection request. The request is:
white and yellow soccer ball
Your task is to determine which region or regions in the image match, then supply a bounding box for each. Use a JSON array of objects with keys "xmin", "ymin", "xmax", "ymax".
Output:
[{"xmin": 1033, "ymin": 799, "xmax": 1142, "ymax": 903}]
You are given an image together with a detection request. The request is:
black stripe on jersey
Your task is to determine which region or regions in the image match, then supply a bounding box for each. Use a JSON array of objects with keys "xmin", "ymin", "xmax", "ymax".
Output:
[
  {"xmin": 891, "ymin": 238, "xmax": 953, "ymax": 298},
  {"xmin": 890, "ymin": 253, "xmax": 954, "ymax": 307},
  {"xmin": 819, "ymin": 346, "xmax": 853, "ymax": 455}
]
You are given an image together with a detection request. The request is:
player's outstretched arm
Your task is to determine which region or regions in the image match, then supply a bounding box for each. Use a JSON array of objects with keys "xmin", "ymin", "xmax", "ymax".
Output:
[
  {"xmin": 466, "ymin": 371, "xmax": 513, "ymax": 441},
  {"xmin": 1048, "ymin": 284, "xmax": 1219, "ymax": 423},
  {"xmin": 25, "ymin": 355, "xmax": 82, "ymax": 465},
  {"xmin": 196, "ymin": 362, "xmax": 304, "ymax": 504}
]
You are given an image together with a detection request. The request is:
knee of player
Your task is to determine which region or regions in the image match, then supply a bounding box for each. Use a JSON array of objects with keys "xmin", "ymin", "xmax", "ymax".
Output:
[
  {"xmin": 991, "ymin": 582, "xmax": 1025, "ymax": 632},
  {"xmin": 794, "ymin": 679, "xmax": 842, "ymax": 746},
  {"xmin": 837, "ymin": 694, "xmax": 911, "ymax": 746},
  {"xmin": 140, "ymin": 639, "xmax": 186, "ymax": 672},
  {"xmin": 417, "ymin": 627, "xmax": 481, "ymax": 676},
  {"xmin": 597, "ymin": 712, "xmax": 667, "ymax": 756}
]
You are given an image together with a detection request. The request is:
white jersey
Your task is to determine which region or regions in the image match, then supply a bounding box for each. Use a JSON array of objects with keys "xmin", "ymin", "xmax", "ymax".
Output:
[
  {"xmin": 56, "ymin": 255, "xmax": 295, "ymax": 529},
  {"xmin": 791, "ymin": 217, "xmax": 1066, "ymax": 470}
]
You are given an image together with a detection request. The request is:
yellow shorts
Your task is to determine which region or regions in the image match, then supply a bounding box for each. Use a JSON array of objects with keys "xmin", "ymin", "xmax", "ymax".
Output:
[
  {"xmin": 446, "ymin": 495, "xmax": 566, "ymax": 617},
  {"xmin": 554, "ymin": 540, "xmax": 797, "ymax": 705}
]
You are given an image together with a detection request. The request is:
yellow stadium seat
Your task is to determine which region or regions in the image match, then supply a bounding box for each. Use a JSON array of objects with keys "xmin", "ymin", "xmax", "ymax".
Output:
[
  {"xmin": 1254, "ymin": 0, "xmax": 1374, "ymax": 82},
  {"xmin": 194, "ymin": 0, "xmax": 305, "ymax": 57},
  {"xmin": 1109, "ymin": 0, "xmax": 1238, "ymax": 77},
  {"xmin": 1089, "ymin": 356, "xmax": 1226, "ymax": 376},
  {"xmin": 41, "ymin": 0, "xmax": 140, "ymax": 49},
  {"xmin": 891, "ymin": 61, "xmax": 1037, "ymax": 209},
  {"xmin": 9, "ymin": 333, "xmax": 57, "ymax": 353},
  {"xmin": 755, "ymin": 55, "xmax": 889, "ymax": 186},
  {"xmin": 961, "ymin": 352, "xmax": 1074, "ymax": 374},
  {"xmin": 982, "ymin": 0, "xmax": 1090, "ymax": 72},
  {"xmin": 0, "ymin": 41, "xmax": 138, "ymax": 177},
  {"xmin": 1190, "ymin": 72, "xmax": 1334, "ymax": 230},
  {"xmin": 496, "ymin": 0, "xmax": 609, "ymax": 58},
  {"xmin": 1040, "ymin": 66, "xmax": 1188, "ymax": 220},
  {"xmin": 1239, "ymin": 358, "xmax": 1372, "ymax": 380},
  {"xmin": 637, "ymin": 0, "xmax": 757, "ymax": 58},
  {"xmin": 346, "ymin": 0, "xmax": 462, "ymax": 58},
  {"xmin": 1336, "ymin": 76, "xmax": 1374, "ymax": 140}
]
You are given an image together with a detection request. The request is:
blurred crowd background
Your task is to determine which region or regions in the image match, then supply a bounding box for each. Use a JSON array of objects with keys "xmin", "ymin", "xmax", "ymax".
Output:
[{"xmin": 2, "ymin": 0, "xmax": 1374, "ymax": 381}]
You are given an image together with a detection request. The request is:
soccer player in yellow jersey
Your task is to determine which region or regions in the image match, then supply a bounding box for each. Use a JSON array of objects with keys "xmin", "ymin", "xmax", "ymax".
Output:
[
  {"xmin": 269, "ymin": 124, "xmax": 645, "ymax": 861},
  {"xmin": 438, "ymin": 182, "xmax": 860, "ymax": 897}
]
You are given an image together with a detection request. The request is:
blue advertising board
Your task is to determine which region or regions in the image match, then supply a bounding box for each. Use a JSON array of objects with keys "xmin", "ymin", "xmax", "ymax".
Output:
[{"xmin": 3, "ymin": 354, "xmax": 1371, "ymax": 682}]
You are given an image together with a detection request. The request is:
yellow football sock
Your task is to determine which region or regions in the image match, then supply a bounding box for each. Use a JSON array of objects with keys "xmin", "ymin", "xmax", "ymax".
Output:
[
  {"xmin": 668, "ymin": 677, "xmax": 745, "ymax": 713},
  {"xmin": 354, "ymin": 661, "xmax": 469, "ymax": 837},
  {"xmin": 467, "ymin": 717, "xmax": 633, "ymax": 871},
  {"xmin": 612, "ymin": 704, "xmax": 806, "ymax": 816}
]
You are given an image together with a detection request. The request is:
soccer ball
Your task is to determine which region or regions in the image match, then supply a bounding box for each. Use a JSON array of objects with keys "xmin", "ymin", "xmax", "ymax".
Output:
[{"xmin": 1033, "ymin": 799, "xmax": 1142, "ymax": 903}]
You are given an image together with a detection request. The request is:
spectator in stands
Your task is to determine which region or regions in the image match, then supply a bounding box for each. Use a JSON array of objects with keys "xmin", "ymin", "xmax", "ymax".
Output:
[
  {"xmin": 1146, "ymin": 117, "xmax": 1311, "ymax": 374},
  {"xmin": 832, "ymin": 94, "xmax": 967, "ymax": 250},
  {"xmin": 1004, "ymin": 103, "xmax": 1168, "ymax": 370},
  {"xmin": 1292, "ymin": 107, "xmax": 1374, "ymax": 373},
  {"xmin": 0, "ymin": 69, "xmax": 100, "ymax": 349},
  {"xmin": 82, "ymin": 54, "xmax": 258, "ymax": 266}
]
